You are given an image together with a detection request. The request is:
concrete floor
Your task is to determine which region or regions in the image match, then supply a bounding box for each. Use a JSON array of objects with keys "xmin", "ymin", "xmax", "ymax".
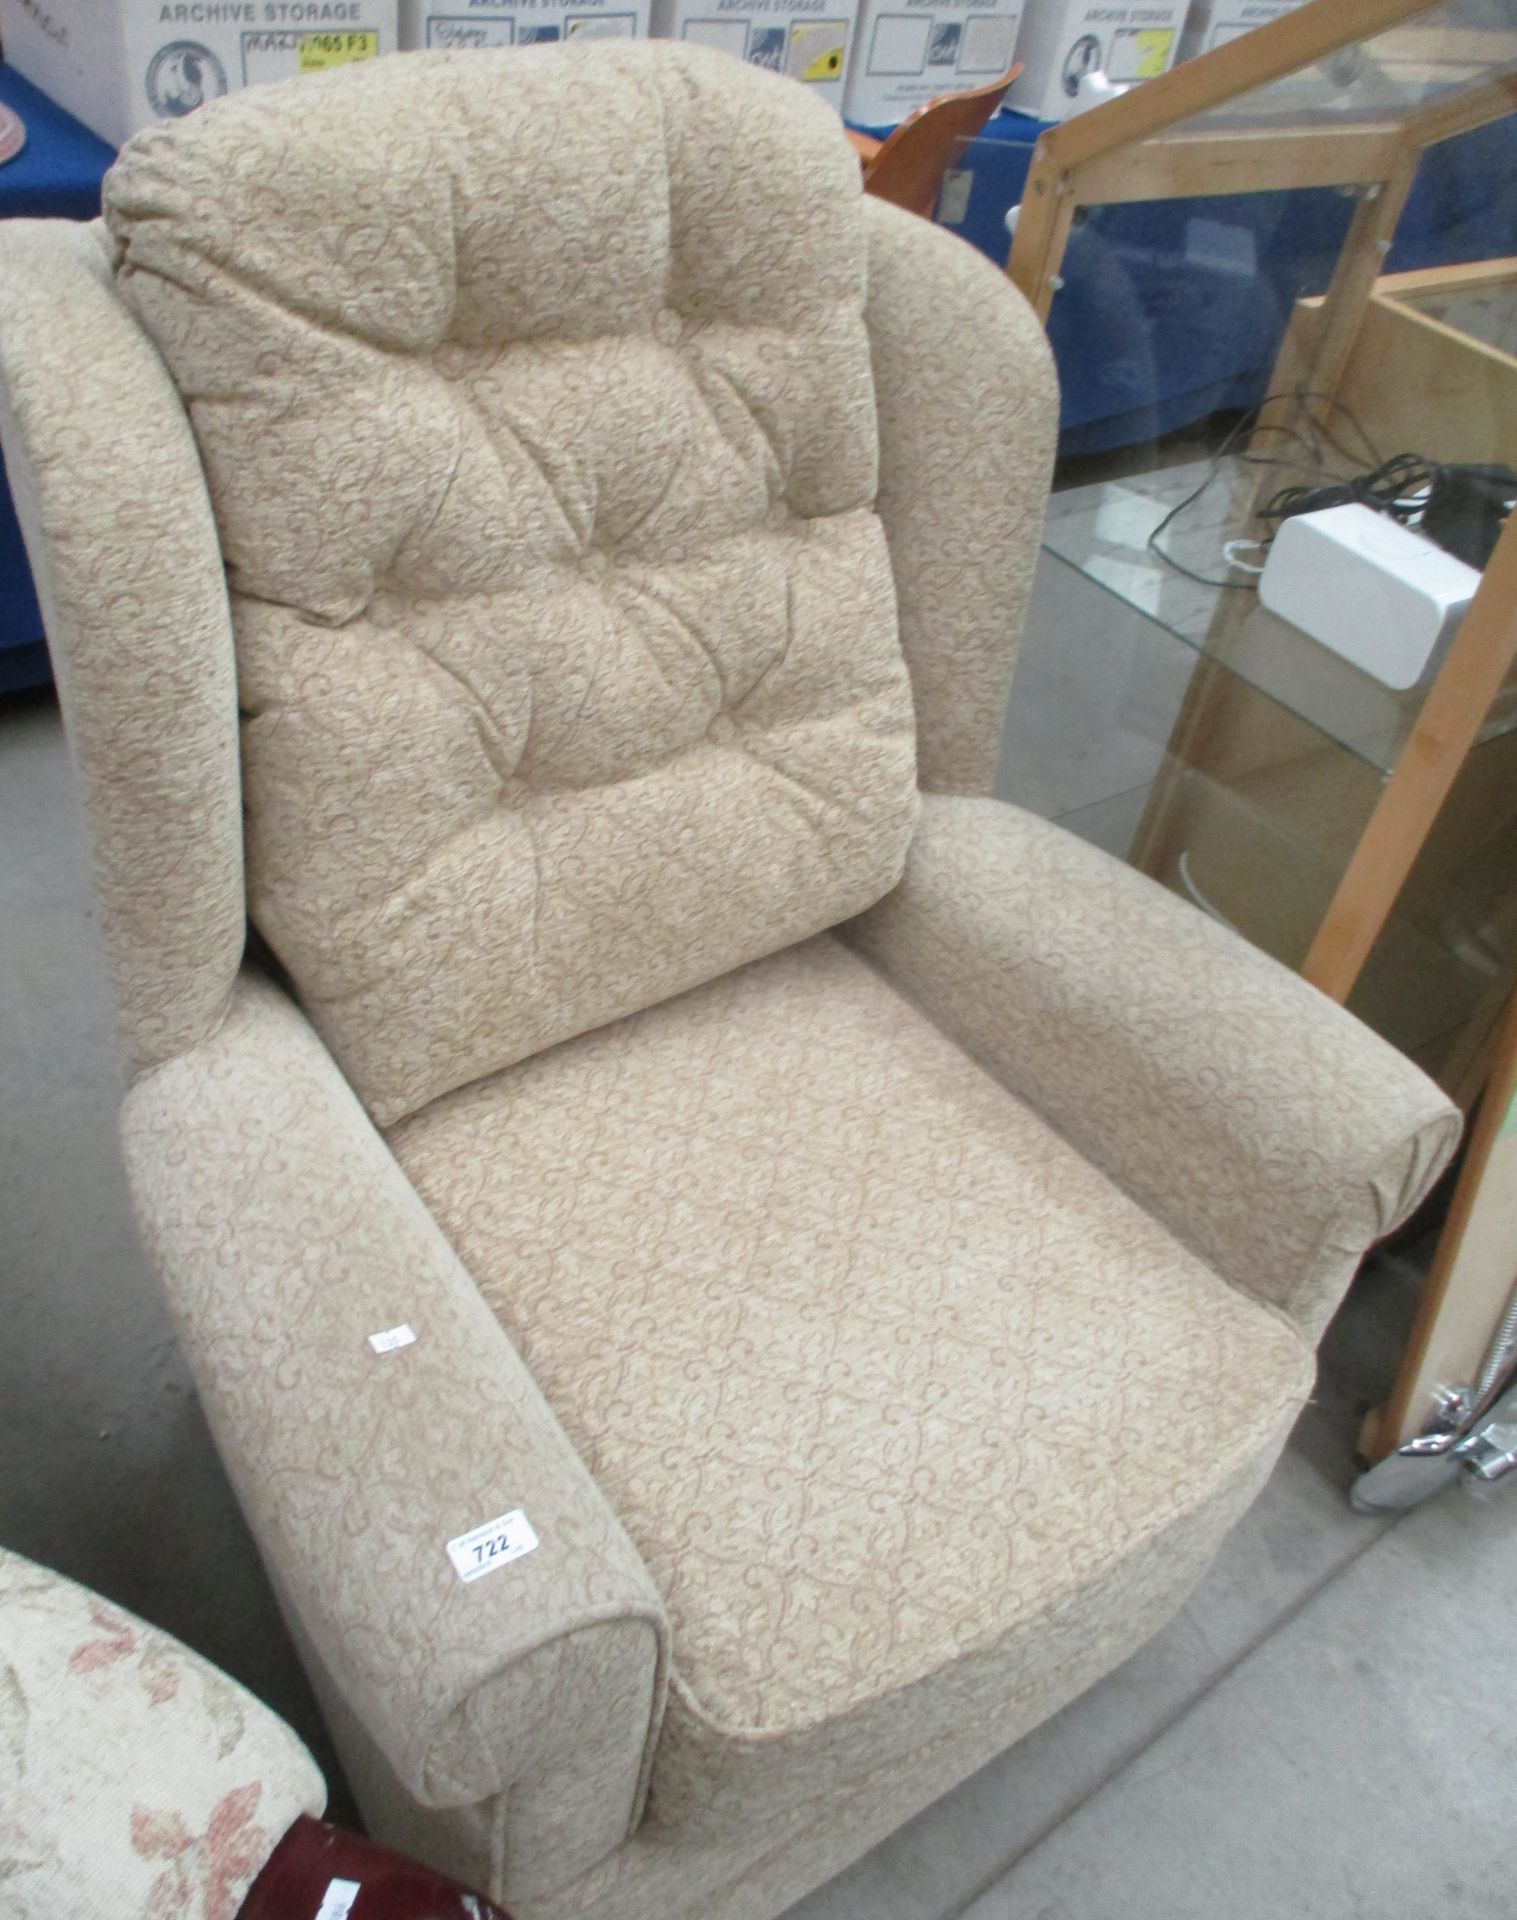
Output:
[{"xmin": 3, "ymin": 553, "xmax": 1515, "ymax": 1915}]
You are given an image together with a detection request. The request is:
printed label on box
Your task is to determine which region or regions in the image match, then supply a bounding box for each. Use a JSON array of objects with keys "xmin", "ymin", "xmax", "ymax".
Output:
[
  {"xmin": 244, "ymin": 27, "xmax": 377, "ymax": 82},
  {"xmin": 1106, "ymin": 24, "xmax": 1172, "ymax": 79},
  {"xmin": 1177, "ymin": 0, "xmax": 1308, "ymax": 62},
  {"xmin": 1002, "ymin": 0, "xmax": 1186, "ymax": 122},
  {"xmin": 790, "ymin": 16, "xmax": 846, "ymax": 79},
  {"xmin": 843, "ymin": 0, "xmax": 1023, "ymax": 126},
  {"xmin": 427, "ymin": 11, "xmax": 514, "ymax": 38},
  {"xmin": 565, "ymin": 9, "xmax": 637, "ymax": 31},
  {"xmin": 401, "ymin": 0, "xmax": 645, "ymax": 48},
  {"xmin": 297, "ymin": 25, "xmax": 378, "ymax": 62},
  {"xmin": 0, "ymin": 0, "xmax": 399, "ymax": 142},
  {"xmin": 650, "ymin": 0, "xmax": 858, "ymax": 111}
]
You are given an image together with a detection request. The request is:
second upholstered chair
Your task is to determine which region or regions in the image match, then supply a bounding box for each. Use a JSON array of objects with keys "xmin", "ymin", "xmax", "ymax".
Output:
[
  {"xmin": 0, "ymin": 42, "xmax": 1458, "ymax": 1920},
  {"xmin": 0, "ymin": 1546, "xmax": 508, "ymax": 1919}
]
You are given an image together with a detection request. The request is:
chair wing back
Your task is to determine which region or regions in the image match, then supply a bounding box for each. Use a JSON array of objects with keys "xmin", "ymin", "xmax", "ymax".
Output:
[
  {"xmin": 861, "ymin": 196, "xmax": 1057, "ymax": 795},
  {"xmin": 0, "ymin": 219, "xmax": 245, "ymax": 1083},
  {"xmin": 103, "ymin": 45, "xmax": 920, "ymax": 1125}
]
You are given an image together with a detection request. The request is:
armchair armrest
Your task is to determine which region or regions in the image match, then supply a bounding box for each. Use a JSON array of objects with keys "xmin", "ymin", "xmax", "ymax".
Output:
[
  {"xmin": 846, "ymin": 796, "xmax": 1460, "ymax": 1339},
  {"xmin": 120, "ymin": 973, "xmax": 669, "ymax": 1901}
]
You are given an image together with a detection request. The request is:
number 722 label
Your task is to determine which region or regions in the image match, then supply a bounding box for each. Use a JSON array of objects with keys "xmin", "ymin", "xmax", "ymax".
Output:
[{"xmin": 446, "ymin": 1508, "xmax": 540, "ymax": 1585}]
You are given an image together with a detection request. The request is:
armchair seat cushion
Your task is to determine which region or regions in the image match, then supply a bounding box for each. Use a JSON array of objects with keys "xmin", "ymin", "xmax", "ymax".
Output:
[{"xmin": 388, "ymin": 935, "xmax": 1312, "ymax": 1838}]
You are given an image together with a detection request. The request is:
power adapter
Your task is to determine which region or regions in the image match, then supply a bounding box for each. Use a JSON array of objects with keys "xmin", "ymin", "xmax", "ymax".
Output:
[
  {"xmin": 1421, "ymin": 463, "xmax": 1517, "ymax": 570},
  {"xmin": 1258, "ymin": 503, "xmax": 1482, "ymax": 690}
]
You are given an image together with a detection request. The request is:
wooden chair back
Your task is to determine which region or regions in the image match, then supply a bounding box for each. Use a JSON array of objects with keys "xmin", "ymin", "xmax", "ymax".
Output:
[{"xmin": 856, "ymin": 66, "xmax": 1021, "ymax": 220}]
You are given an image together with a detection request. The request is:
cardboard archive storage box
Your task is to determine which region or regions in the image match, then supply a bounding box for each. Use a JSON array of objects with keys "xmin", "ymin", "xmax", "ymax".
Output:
[
  {"xmin": 0, "ymin": 0, "xmax": 397, "ymax": 146},
  {"xmin": 650, "ymin": 0, "xmax": 856, "ymax": 114},
  {"xmin": 400, "ymin": 0, "xmax": 647, "ymax": 52},
  {"xmin": 1177, "ymin": 0, "xmax": 1308, "ymax": 61},
  {"xmin": 1001, "ymin": 0, "xmax": 1186, "ymax": 121},
  {"xmin": 843, "ymin": 0, "xmax": 1022, "ymax": 126}
]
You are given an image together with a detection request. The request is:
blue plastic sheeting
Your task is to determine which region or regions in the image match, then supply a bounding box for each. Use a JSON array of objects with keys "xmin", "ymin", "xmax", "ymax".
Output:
[
  {"xmin": 0, "ymin": 64, "xmax": 114, "ymax": 218},
  {"xmin": 939, "ymin": 109, "xmax": 1517, "ymax": 456},
  {"xmin": 0, "ymin": 65, "xmax": 115, "ymax": 689}
]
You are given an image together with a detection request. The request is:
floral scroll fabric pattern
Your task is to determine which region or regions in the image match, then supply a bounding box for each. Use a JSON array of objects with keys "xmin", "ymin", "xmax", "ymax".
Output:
[
  {"xmin": 0, "ymin": 1548, "xmax": 323, "ymax": 1920},
  {"xmin": 390, "ymin": 934, "xmax": 1315, "ymax": 1840}
]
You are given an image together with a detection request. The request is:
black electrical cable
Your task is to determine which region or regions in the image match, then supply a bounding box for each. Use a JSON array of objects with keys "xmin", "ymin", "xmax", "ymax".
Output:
[
  {"xmin": 1144, "ymin": 388, "xmax": 1514, "ymax": 590},
  {"xmin": 1144, "ymin": 389, "xmax": 1385, "ymax": 590},
  {"xmin": 1257, "ymin": 450, "xmax": 1437, "ymax": 529}
]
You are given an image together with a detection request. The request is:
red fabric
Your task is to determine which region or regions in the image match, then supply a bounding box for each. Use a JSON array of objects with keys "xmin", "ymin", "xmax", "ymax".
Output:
[{"xmin": 239, "ymin": 1815, "xmax": 512, "ymax": 1920}]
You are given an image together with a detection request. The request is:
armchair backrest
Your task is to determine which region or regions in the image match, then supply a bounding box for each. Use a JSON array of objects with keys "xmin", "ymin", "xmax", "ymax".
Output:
[
  {"xmin": 105, "ymin": 45, "xmax": 921, "ymax": 1124},
  {"xmin": 0, "ymin": 49, "xmax": 1057, "ymax": 1102}
]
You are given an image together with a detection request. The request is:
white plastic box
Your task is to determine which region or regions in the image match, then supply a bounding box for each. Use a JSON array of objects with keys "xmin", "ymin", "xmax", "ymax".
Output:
[
  {"xmin": 1001, "ymin": 0, "xmax": 1186, "ymax": 122},
  {"xmin": 1177, "ymin": 0, "xmax": 1307, "ymax": 61},
  {"xmin": 0, "ymin": 0, "xmax": 398, "ymax": 147},
  {"xmin": 400, "ymin": 0, "xmax": 647, "ymax": 51},
  {"xmin": 1258, "ymin": 504, "xmax": 1481, "ymax": 691},
  {"xmin": 843, "ymin": 0, "xmax": 1023, "ymax": 126},
  {"xmin": 649, "ymin": 0, "xmax": 856, "ymax": 112}
]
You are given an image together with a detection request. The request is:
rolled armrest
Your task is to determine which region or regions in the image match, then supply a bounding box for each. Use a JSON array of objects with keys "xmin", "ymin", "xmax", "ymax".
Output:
[
  {"xmin": 846, "ymin": 796, "xmax": 1460, "ymax": 1339},
  {"xmin": 121, "ymin": 972, "xmax": 669, "ymax": 1898}
]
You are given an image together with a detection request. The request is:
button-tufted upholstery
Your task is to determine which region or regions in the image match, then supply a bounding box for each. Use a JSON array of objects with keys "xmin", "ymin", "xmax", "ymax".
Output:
[{"xmin": 105, "ymin": 45, "xmax": 918, "ymax": 1124}]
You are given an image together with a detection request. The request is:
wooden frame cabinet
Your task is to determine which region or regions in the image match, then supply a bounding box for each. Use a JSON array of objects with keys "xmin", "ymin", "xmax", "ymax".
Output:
[{"xmin": 1006, "ymin": 0, "xmax": 1517, "ymax": 1461}]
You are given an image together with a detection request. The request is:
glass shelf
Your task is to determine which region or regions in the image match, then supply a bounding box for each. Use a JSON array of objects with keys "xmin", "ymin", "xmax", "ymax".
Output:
[
  {"xmin": 1054, "ymin": 759, "xmax": 1507, "ymax": 1083},
  {"xmin": 1008, "ymin": 549, "xmax": 1517, "ymax": 1094},
  {"xmin": 1041, "ymin": 456, "xmax": 1517, "ymax": 777}
]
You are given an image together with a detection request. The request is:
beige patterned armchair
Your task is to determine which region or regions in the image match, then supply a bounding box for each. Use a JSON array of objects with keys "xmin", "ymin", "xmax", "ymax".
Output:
[{"xmin": 0, "ymin": 42, "xmax": 1460, "ymax": 1920}]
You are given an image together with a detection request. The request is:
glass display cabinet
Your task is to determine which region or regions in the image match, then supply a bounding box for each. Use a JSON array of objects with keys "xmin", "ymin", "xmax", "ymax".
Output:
[
  {"xmin": 996, "ymin": 0, "xmax": 1517, "ymax": 1460},
  {"xmin": 997, "ymin": 0, "xmax": 1517, "ymax": 1097}
]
